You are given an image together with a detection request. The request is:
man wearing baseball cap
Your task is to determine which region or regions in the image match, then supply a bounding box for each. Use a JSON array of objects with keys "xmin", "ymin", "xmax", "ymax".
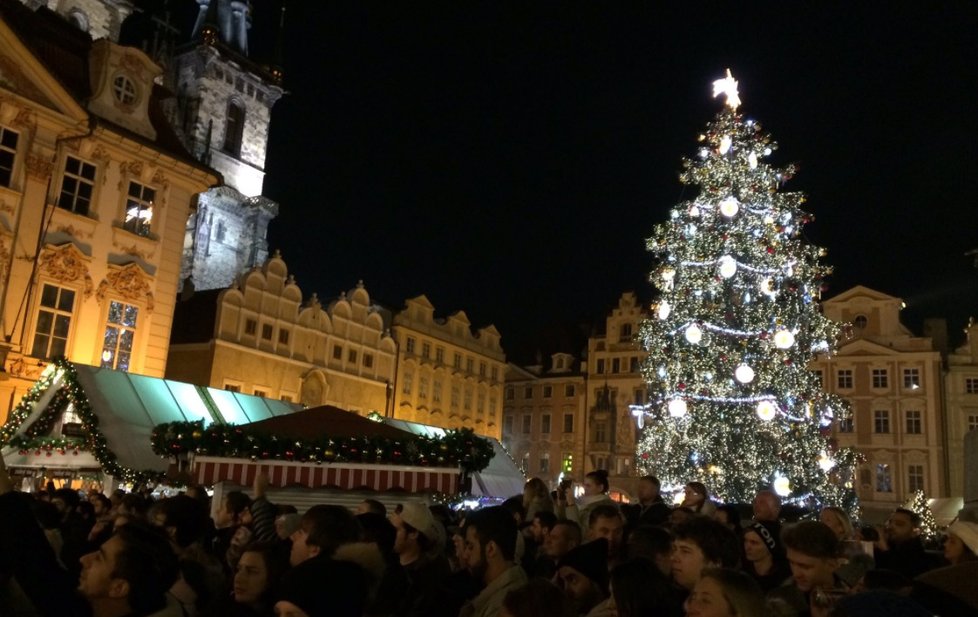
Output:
[{"xmin": 392, "ymin": 502, "xmax": 455, "ymax": 617}]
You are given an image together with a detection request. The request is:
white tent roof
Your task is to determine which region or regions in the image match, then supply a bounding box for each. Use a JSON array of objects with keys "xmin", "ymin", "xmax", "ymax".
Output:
[{"xmin": 3, "ymin": 363, "xmax": 302, "ymax": 473}]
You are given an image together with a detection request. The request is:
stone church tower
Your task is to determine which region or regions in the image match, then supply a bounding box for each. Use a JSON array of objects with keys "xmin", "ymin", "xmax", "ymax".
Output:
[{"xmin": 27, "ymin": 0, "xmax": 285, "ymax": 292}]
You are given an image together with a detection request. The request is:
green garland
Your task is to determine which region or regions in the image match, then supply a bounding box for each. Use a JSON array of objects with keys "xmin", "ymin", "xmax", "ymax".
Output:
[
  {"xmin": 151, "ymin": 420, "xmax": 495, "ymax": 474},
  {"xmin": 0, "ymin": 358, "xmax": 166, "ymax": 485}
]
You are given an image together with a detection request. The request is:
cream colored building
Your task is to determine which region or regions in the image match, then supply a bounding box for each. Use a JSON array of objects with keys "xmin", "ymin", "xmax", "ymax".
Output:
[
  {"xmin": 166, "ymin": 253, "xmax": 396, "ymax": 413},
  {"xmin": 585, "ymin": 292, "xmax": 650, "ymax": 498},
  {"xmin": 812, "ymin": 286, "xmax": 947, "ymax": 510},
  {"xmin": 944, "ymin": 319, "xmax": 978, "ymax": 497},
  {"xmin": 391, "ymin": 295, "xmax": 505, "ymax": 440},
  {"xmin": 502, "ymin": 353, "xmax": 587, "ymax": 487},
  {"xmin": 0, "ymin": 7, "xmax": 218, "ymax": 420}
]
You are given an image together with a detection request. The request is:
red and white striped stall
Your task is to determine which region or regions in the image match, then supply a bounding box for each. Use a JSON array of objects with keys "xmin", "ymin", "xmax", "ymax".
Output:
[{"xmin": 192, "ymin": 455, "xmax": 459, "ymax": 494}]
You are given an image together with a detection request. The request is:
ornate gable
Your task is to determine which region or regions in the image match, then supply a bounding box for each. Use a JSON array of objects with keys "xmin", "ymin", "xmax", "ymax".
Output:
[
  {"xmin": 96, "ymin": 263, "xmax": 154, "ymax": 313},
  {"xmin": 39, "ymin": 243, "xmax": 94, "ymax": 297}
]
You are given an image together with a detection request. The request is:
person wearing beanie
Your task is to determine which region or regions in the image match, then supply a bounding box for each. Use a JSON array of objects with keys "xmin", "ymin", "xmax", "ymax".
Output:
[
  {"xmin": 743, "ymin": 521, "xmax": 790, "ymax": 592},
  {"xmin": 553, "ymin": 538, "xmax": 610, "ymax": 616}
]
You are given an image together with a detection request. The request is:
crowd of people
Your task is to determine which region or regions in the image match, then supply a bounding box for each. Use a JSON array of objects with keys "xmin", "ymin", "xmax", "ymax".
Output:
[{"xmin": 1, "ymin": 456, "xmax": 977, "ymax": 617}]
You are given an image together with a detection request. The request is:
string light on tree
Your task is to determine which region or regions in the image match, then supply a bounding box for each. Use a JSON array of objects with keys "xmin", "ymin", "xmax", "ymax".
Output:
[{"xmin": 635, "ymin": 69, "xmax": 860, "ymax": 512}]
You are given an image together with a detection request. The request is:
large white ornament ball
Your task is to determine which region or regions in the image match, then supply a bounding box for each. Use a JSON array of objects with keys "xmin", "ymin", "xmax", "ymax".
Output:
[
  {"xmin": 756, "ymin": 400, "xmax": 777, "ymax": 421},
  {"xmin": 719, "ymin": 196, "xmax": 740, "ymax": 218},
  {"xmin": 657, "ymin": 301, "xmax": 671, "ymax": 320},
  {"xmin": 668, "ymin": 399, "xmax": 688, "ymax": 418},
  {"xmin": 773, "ymin": 329, "xmax": 795, "ymax": 349},
  {"xmin": 719, "ymin": 135, "xmax": 732, "ymax": 155},
  {"xmin": 718, "ymin": 255, "xmax": 737, "ymax": 279},
  {"xmin": 735, "ymin": 364, "xmax": 755, "ymax": 384},
  {"xmin": 685, "ymin": 324, "xmax": 703, "ymax": 344},
  {"xmin": 773, "ymin": 475, "xmax": 791, "ymax": 497}
]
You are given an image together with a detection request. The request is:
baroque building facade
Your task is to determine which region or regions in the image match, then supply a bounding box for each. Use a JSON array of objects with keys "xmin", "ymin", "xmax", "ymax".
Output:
[
  {"xmin": 0, "ymin": 1, "xmax": 218, "ymax": 420},
  {"xmin": 391, "ymin": 295, "xmax": 506, "ymax": 440},
  {"xmin": 944, "ymin": 319, "xmax": 978, "ymax": 497},
  {"xmin": 502, "ymin": 353, "xmax": 587, "ymax": 488},
  {"xmin": 812, "ymin": 286, "xmax": 947, "ymax": 510},
  {"xmin": 584, "ymin": 292, "xmax": 649, "ymax": 497},
  {"xmin": 166, "ymin": 253, "xmax": 396, "ymax": 413}
]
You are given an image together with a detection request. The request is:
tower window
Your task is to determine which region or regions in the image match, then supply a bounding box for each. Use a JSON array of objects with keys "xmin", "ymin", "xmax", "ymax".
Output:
[{"xmin": 223, "ymin": 101, "xmax": 245, "ymax": 157}]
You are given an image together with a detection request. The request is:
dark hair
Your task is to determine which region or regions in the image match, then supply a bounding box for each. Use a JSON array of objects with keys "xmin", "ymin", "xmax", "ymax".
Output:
[
  {"xmin": 781, "ymin": 521, "xmax": 840, "ymax": 559},
  {"xmin": 534, "ymin": 511, "xmax": 558, "ymax": 531},
  {"xmin": 685, "ymin": 481, "xmax": 709, "ymax": 499},
  {"xmin": 588, "ymin": 504, "xmax": 622, "ymax": 529},
  {"xmin": 551, "ymin": 519, "xmax": 582, "ymax": 545},
  {"xmin": 357, "ymin": 512, "xmax": 397, "ymax": 555},
  {"xmin": 155, "ymin": 495, "xmax": 208, "ymax": 548},
  {"xmin": 465, "ymin": 506, "xmax": 518, "ymax": 561},
  {"xmin": 360, "ymin": 499, "xmax": 387, "ymax": 516},
  {"xmin": 893, "ymin": 508, "xmax": 921, "ymax": 528},
  {"xmin": 639, "ymin": 475, "xmax": 660, "ymax": 488},
  {"xmin": 611, "ymin": 558, "xmax": 679, "ymax": 617},
  {"xmin": 224, "ymin": 491, "xmax": 251, "ymax": 517},
  {"xmin": 31, "ymin": 499, "xmax": 63, "ymax": 529},
  {"xmin": 673, "ymin": 517, "xmax": 740, "ymax": 568},
  {"xmin": 626, "ymin": 525, "xmax": 673, "ymax": 560},
  {"xmin": 238, "ymin": 541, "xmax": 290, "ymax": 606},
  {"xmin": 502, "ymin": 578, "xmax": 575, "ymax": 617},
  {"xmin": 715, "ymin": 504, "xmax": 742, "ymax": 529},
  {"xmin": 586, "ymin": 470, "xmax": 610, "ymax": 493},
  {"xmin": 500, "ymin": 495, "xmax": 527, "ymax": 524},
  {"xmin": 77, "ymin": 500, "xmax": 96, "ymax": 521},
  {"xmin": 302, "ymin": 505, "xmax": 362, "ymax": 557},
  {"xmin": 111, "ymin": 523, "xmax": 180, "ymax": 616},
  {"xmin": 90, "ymin": 493, "xmax": 112, "ymax": 513},
  {"xmin": 121, "ymin": 493, "xmax": 149, "ymax": 517},
  {"xmin": 699, "ymin": 567, "xmax": 766, "ymax": 617}
]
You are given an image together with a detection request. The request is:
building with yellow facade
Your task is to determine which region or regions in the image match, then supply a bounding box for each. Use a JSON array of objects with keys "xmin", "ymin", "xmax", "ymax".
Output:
[
  {"xmin": 502, "ymin": 353, "xmax": 587, "ymax": 487},
  {"xmin": 391, "ymin": 295, "xmax": 505, "ymax": 440},
  {"xmin": 584, "ymin": 292, "xmax": 650, "ymax": 498},
  {"xmin": 166, "ymin": 253, "xmax": 396, "ymax": 413},
  {"xmin": 812, "ymin": 286, "xmax": 947, "ymax": 511},
  {"xmin": 0, "ymin": 3, "xmax": 218, "ymax": 421},
  {"xmin": 944, "ymin": 319, "xmax": 978, "ymax": 498}
]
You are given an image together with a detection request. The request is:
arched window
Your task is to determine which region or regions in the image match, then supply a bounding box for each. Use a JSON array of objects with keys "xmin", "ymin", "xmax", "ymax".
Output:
[{"xmin": 223, "ymin": 100, "xmax": 245, "ymax": 156}]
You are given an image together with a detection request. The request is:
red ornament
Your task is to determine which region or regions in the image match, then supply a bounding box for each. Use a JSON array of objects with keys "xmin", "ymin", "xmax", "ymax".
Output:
[
  {"xmin": 641, "ymin": 452, "xmax": 651, "ymax": 460},
  {"xmin": 72, "ymin": 450, "xmax": 79, "ymax": 456},
  {"xmin": 766, "ymin": 246, "xmax": 775, "ymax": 254},
  {"xmin": 677, "ymin": 382, "xmax": 687, "ymax": 391}
]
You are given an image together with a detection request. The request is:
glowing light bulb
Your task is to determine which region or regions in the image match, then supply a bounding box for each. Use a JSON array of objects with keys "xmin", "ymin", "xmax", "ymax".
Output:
[
  {"xmin": 773, "ymin": 474, "xmax": 791, "ymax": 497},
  {"xmin": 685, "ymin": 324, "xmax": 703, "ymax": 344},
  {"xmin": 668, "ymin": 399, "xmax": 688, "ymax": 418},
  {"xmin": 657, "ymin": 301, "xmax": 671, "ymax": 320},
  {"xmin": 818, "ymin": 452, "xmax": 835, "ymax": 472},
  {"xmin": 661, "ymin": 267, "xmax": 676, "ymax": 282},
  {"xmin": 719, "ymin": 196, "xmax": 739, "ymax": 218},
  {"xmin": 756, "ymin": 400, "xmax": 777, "ymax": 421},
  {"xmin": 734, "ymin": 364, "xmax": 755, "ymax": 384},
  {"xmin": 719, "ymin": 135, "xmax": 732, "ymax": 154},
  {"xmin": 748, "ymin": 152, "xmax": 758, "ymax": 169},
  {"xmin": 718, "ymin": 255, "xmax": 737, "ymax": 279},
  {"xmin": 773, "ymin": 329, "xmax": 795, "ymax": 349},
  {"xmin": 689, "ymin": 204, "xmax": 701, "ymax": 217}
]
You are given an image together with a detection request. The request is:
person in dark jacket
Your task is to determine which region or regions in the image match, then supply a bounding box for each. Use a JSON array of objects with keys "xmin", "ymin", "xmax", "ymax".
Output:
[
  {"xmin": 622, "ymin": 475, "xmax": 671, "ymax": 530},
  {"xmin": 873, "ymin": 508, "xmax": 938, "ymax": 579}
]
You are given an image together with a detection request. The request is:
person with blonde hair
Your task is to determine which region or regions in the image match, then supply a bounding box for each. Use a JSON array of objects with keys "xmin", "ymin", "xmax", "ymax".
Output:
[
  {"xmin": 523, "ymin": 477, "xmax": 554, "ymax": 522},
  {"xmin": 818, "ymin": 507, "xmax": 854, "ymax": 542},
  {"xmin": 685, "ymin": 567, "xmax": 766, "ymax": 617}
]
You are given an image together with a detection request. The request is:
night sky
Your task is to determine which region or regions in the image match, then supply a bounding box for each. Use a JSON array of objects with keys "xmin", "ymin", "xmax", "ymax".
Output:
[{"xmin": 216, "ymin": 3, "xmax": 978, "ymax": 360}]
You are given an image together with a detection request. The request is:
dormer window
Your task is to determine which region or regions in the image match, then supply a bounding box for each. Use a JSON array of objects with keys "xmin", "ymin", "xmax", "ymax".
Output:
[
  {"xmin": 853, "ymin": 314, "xmax": 868, "ymax": 330},
  {"xmin": 112, "ymin": 74, "xmax": 138, "ymax": 107}
]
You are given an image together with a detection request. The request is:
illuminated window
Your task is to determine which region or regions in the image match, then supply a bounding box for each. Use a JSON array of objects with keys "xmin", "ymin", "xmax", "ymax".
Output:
[
  {"xmin": 112, "ymin": 75, "xmax": 137, "ymax": 106},
  {"xmin": 123, "ymin": 181, "xmax": 154, "ymax": 236},
  {"xmin": 101, "ymin": 300, "xmax": 138, "ymax": 372},
  {"xmin": 418, "ymin": 376, "xmax": 428, "ymax": 400},
  {"xmin": 562, "ymin": 452, "xmax": 573, "ymax": 472},
  {"xmin": 58, "ymin": 156, "xmax": 96, "ymax": 215},
  {"xmin": 401, "ymin": 372, "xmax": 412, "ymax": 395},
  {"xmin": 31, "ymin": 284, "xmax": 75, "ymax": 361},
  {"xmin": 876, "ymin": 464, "xmax": 892, "ymax": 492},
  {"xmin": 0, "ymin": 126, "xmax": 18, "ymax": 187}
]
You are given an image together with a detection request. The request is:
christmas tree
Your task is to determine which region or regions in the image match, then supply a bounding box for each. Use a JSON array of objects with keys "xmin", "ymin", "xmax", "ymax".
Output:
[
  {"xmin": 635, "ymin": 70, "xmax": 859, "ymax": 510},
  {"xmin": 903, "ymin": 490, "xmax": 938, "ymax": 541}
]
